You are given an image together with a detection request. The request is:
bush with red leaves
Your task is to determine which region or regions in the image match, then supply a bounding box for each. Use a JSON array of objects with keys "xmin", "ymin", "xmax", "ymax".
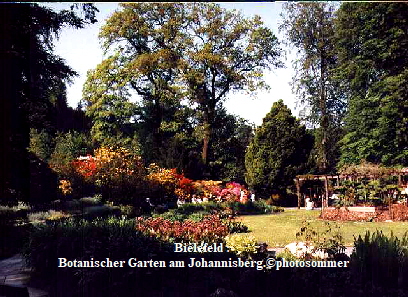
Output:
[{"xmin": 135, "ymin": 214, "xmax": 229, "ymax": 243}]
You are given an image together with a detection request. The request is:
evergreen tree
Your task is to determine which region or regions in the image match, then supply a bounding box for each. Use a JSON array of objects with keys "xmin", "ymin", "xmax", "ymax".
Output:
[
  {"xmin": 0, "ymin": 3, "xmax": 97, "ymax": 203},
  {"xmin": 245, "ymin": 100, "xmax": 313, "ymax": 199}
]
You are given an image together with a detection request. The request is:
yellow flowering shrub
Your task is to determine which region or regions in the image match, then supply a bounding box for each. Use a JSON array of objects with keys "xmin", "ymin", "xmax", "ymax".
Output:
[
  {"xmin": 147, "ymin": 163, "xmax": 180, "ymax": 191},
  {"xmin": 225, "ymin": 234, "xmax": 259, "ymax": 258},
  {"xmin": 90, "ymin": 147, "xmax": 147, "ymax": 204}
]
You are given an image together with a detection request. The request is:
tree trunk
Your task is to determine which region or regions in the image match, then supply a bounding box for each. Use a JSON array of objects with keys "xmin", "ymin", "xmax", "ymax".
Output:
[
  {"xmin": 319, "ymin": 51, "xmax": 328, "ymax": 173},
  {"xmin": 202, "ymin": 114, "xmax": 211, "ymax": 165}
]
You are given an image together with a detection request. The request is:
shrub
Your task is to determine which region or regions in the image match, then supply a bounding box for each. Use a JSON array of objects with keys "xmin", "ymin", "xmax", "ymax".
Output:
[
  {"xmin": 67, "ymin": 147, "xmax": 147, "ymax": 205},
  {"xmin": 350, "ymin": 230, "xmax": 408, "ymax": 290},
  {"xmin": 225, "ymin": 234, "xmax": 259, "ymax": 259},
  {"xmin": 219, "ymin": 182, "xmax": 246, "ymax": 202},
  {"xmin": 28, "ymin": 210, "xmax": 70, "ymax": 224},
  {"xmin": 135, "ymin": 214, "xmax": 229, "ymax": 243},
  {"xmin": 276, "ymin": 250, "xmax": 300, "ymax": 262},
  {"xmin": 391, "ymin": 204, "xmax": 408, "ymax": 221},
  {"xmin": 295, "ymin": 221, "xmax": 346, "ymax": 259},
  {"xmin": 224, "ymin": 220, "xmax": 249, "ymax": 233},
  {"xmin": 153, "ymin": 210, "xmax": 190, "ymax": 222},
  {"xmin": 24, "ymin": 217, "xmax": 174, "ymax": 296},
  {"xmin": 0, "ymin": 204, "xmax": 30, "ymax": 258},
  {"xmin": 165, "ymin": 202, "xmax": 222, "ymax": 217},
  {"xmin": 222, "ymin": 200, "xmax": 276, "ymax": 215},
  {"xmin": 79, "ymin": 195, "xmax": 102, "ymax": 206},
  {"xmin": 49, "ymin": 131, "xmax": 92, "ymax": 174}
]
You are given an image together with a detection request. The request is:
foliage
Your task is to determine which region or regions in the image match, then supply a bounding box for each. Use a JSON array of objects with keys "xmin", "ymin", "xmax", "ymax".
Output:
[
  {"xmin": 49, "ymin": 131, "xmax": 92, "ymax": 177},
  {"xmin": 275, "ymin": 250, "xmax": 300, "ymax": 262},
  {"xmin": 28, "ymin": 128, "xmax": 55, "ymax": 162},
  {"xmin": 191, "ymin": 180, "xmax": 223, "ymax": 200},
  {"xmin": 208, "ymin": 110, "xmax": 254, "ymax": 183},
  {"xmin": 175, "ymin": 176, "xmax": 196, "ymax": 200},
  {"xmin": 245, "ymin": 100, "xmax": 313, "ymax": 198},
  {"xmin": 339, "ymin": 161, "xmax": 393, "ymax": 179},
  {"xmin": 336, "ymin": 161, "xmax": 401, "ymax": 206},
  {"xmin": 0, "ymin": 3, "xmax": 97, "ymax": 204},
  {"xmin": 336, "ymin": 3, "xmax": 408, "ymax": 167},
  {"xmin": 147, "ymin": 163, "xmax": 182, "ymax": 197},
  {"xmin": 223, "ymin": 220, "xmax": 249, "ymax": 234},
  {"xmin": 58, "ymin": 179, "xmax": 73, "ymax": 196},
  {"xmin": 181, "ymin": 3, "xmax": 283, "ymax": 165},
  {"xmin": 84, "ymin": 3, "xmax": 282, "ymax": 170},
  {"xmin": 75, "ymin": 147, "xmax": 147, "ymax": 205},
  {"xmin": 79, "ymin": 195, "xmax": 102, "ymax": 206},
  {"xmin": 225, "ymin": 234, "xmax": 259, "ymax": 259},
  {"xmin": 280, "ymin": 3, "xmax": 345, "ymax": 173},
  {"xmin": 24, "ymin": 217, "xmax": 174, "ymax": 296},
  {"xmin": 295, "ymin": 221, "xmax": 346, "ymax": 259},
  {"xmin": 223, "ymin": 200, "xmax": 278, "ymax": 215},
  {"xmin": 0, "ymin": 206, "xmax": 29, "ymax": 258},
  {"xmin": 351, "ymin": 230, "xmax": 408, "ymax": 290},
  {"xmin": 219, "ymin": 182, "xmax": 247, "ymax": 202},
  {"xmin": 28, "ymin": 210, "xmax": 70, "ymax": 224},
  {"xmin": 135, "ymin": 214, "xmax": 229, "ymax": 243}
]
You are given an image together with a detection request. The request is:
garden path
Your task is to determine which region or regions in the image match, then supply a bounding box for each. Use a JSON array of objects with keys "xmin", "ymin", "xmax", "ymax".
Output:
[{"xmin": 0, "ymin": 254, "xmax": 47, "ymax": 297}]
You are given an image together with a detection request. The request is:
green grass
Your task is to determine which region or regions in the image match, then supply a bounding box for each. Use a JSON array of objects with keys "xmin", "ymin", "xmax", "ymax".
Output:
[{"xmin": 238, "ymin": 209, "xmax": 408, "ymax": 247}]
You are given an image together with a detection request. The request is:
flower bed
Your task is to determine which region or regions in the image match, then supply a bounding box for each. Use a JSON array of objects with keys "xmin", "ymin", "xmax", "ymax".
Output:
[
  {"xmin": 135, "ymin": 214, "xmax": 229, "ymax": 243},
  {"xmin": 320, "ymin": 204, "xmax": 408, "ymax": 221}
]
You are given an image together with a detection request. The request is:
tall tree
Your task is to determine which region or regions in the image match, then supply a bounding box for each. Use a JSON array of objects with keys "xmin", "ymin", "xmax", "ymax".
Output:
[
  {"xmin": 181, "ymin": 4, "xmax": 282, "ymax": 166},
  {"xmin": 0, "ymin": 3, "xmax": 97, "ymax": 203},
  {"xmin": 82, "ymin": 3, "xmax": 187, "ymax": 162},
  {"xmin": 83, "ymin": 3, "xmax": 282, "ymax": 169},
  {"xmin": 335, "ymin": 3, "xmax": 408, "ymax": 167},
  {"xmin": 280, "ymin": 3, "xmax": 345, "ymax": 173},
  {"xmin": 245, "ymin": 100, "xmax": 313, "ymax": 199}
]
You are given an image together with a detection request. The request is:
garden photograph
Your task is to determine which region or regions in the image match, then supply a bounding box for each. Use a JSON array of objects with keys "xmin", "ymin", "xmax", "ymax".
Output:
[{"xmin": 1, "ymin": 2, "xmax": 408, "ymax": 297}]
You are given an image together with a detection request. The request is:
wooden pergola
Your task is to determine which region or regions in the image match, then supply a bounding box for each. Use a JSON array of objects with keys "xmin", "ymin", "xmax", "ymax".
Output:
[
  {"xmin": 294, "ymin": 168, "xmax": 408, "ymax": 209},
  {"xmin": 294, "ymin": 175, "xmax": 340, "ymax": 210}
]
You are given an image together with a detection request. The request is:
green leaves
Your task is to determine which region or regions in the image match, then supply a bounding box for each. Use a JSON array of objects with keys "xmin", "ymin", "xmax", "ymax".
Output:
[
  {"xmin": 280, "ymin": 3, "xmax": 344, "ymax": 173},
  {"xmin": 336, "ymin": 3, "xmax": 408, "ymax": 167},
  {"xmin": 245, "ymin": 100, "xmax": 312, "ymax": 198},
  {"xmin": 84, "ymin": 3, "xmax": 282, "ymax": 168}
]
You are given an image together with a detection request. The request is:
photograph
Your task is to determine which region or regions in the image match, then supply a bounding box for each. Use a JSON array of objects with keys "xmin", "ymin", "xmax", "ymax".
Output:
[{"xmin": 1, "ymin": 2, "xmax": 408, "ymax": 296}]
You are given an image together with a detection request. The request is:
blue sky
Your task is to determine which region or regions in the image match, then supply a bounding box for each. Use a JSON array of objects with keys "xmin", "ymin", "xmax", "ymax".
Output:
[{"xmin": 48, "ymin": 3, "xmax": 299, "ymax": 127}]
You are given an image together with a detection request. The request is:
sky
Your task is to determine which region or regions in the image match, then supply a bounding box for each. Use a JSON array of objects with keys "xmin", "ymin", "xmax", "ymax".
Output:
[{"xmin": 47, "ymin": 2, "xmax": 299, "ymax": 127}]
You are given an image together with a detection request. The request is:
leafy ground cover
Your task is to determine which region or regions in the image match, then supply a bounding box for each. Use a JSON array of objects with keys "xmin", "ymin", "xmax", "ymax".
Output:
[{"xmin": 238, "ymin": 208, "xmax": 408, "ymax": 246}]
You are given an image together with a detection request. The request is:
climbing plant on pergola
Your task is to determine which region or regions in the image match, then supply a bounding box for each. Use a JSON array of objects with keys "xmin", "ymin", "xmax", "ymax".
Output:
[{"xmin": 294, "ymin": 161, "xmax": 408, "ymax": 209}]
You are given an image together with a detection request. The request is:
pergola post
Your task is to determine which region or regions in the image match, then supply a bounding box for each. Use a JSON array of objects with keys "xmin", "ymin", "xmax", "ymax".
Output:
[
  {"xmin": 296, "ymin": 177, "xmax": 301, "ymax": 209},
  {"xmin": 324, "ymin": 175, "xmax": 329, "ymax": 209}
]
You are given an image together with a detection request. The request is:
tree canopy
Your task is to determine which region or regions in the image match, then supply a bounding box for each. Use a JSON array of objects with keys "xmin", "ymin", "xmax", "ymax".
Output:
[
  {"xmin": 335, "ymin": 3, "xmax": 408, "ymax": 167},
  {"xmin": 0, "ymin": 3, "xmax": 98, "ymax": 203},
  {"xmin": 280, "ymin": 3, "xmax": 346, "ymax": 174},
  {"xmin": 245, "ymin": 100, "xmax": 313, "ymax": 198},
  {"xmin": 82, "ymin": 3, "xmax": 282, "ymax": 170}
]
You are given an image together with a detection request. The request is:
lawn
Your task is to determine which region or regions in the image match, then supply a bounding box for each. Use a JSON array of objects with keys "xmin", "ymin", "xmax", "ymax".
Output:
[{"xmin": 238, "ymin": 208, "xmax": 408, "ymax": 247}]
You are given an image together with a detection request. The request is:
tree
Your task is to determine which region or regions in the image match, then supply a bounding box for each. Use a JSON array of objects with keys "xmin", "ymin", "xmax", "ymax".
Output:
[
  {"xmin": 181, "ymin": 4, "xmax": 282, "ymax": 166},
  {"xmin": 83, "ymin": 3, "xmax": 282, "ymax": 170},
  {"xmin": 245, "ymin": 100, "xmax": 313, "ymax": 199},
  {"xmin": 335, "ymin": 3, "xmax": 408, "ymax": 167},
  {"xmin": 0, "ymin": 3, "xmax": 98, "ymax": 203},
  {"xmin": 209, "ymin": 110, "xmax": 253, "ymax": 183},
  {"xmin": 280, "ymin": 3, "xmax": 345, "ymax": 173},
  {"xmin": 82, "ymin": 3, "xmax": 187, "ymax": 162}
]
